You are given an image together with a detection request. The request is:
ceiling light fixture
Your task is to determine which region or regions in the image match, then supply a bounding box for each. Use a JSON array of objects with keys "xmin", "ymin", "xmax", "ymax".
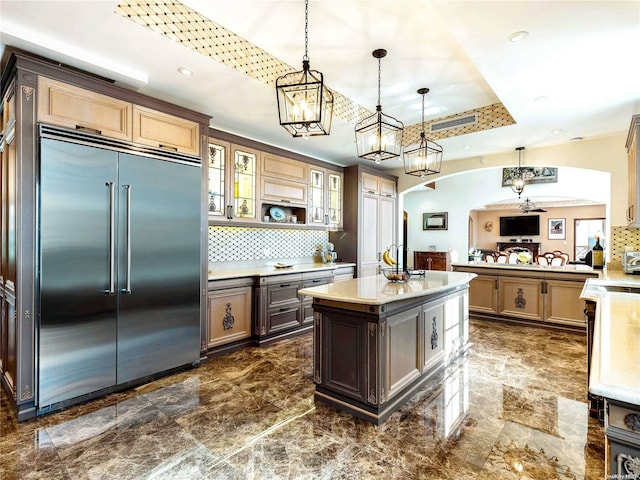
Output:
[
  {"xmin": 355, "ymin": 49, "xmax": 404, "ymax": 163},
  {"xmin": 177, "ymin": 67, "xmax": 193, "ymax": 76},
  {"xmin": 403, "ymin": 88, "xmax": 443, "ymax": 178},
  {"xmin": 510, "ymin": 146, "xmax": 526, "ymax": 198},
  {"xmin": 276, "ymin": 0, "xmax": 333, "ymax": 138},
  {"xmin": 508, "ymin": 31, "xmax": 529, "ymax": 43}
]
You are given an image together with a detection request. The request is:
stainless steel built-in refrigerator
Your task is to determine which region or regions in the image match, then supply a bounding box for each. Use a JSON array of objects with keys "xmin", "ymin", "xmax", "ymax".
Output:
[{"xmin": 38, "ymin": 127, "xmax": 201, "ymax": 410}]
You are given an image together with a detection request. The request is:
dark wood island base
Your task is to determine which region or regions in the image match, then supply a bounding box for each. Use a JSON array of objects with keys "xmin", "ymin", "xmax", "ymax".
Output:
[{"xmin": 300, "ymin": 273, "xmax": 474, "ymax": 425}]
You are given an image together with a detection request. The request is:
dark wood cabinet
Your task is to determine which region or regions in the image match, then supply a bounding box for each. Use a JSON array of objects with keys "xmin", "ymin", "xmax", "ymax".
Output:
[
  {"xmin": 496, "ymin": 242, "xmax": 541, "ymax": 259},
  {"xmin": 414, "ymin": 251, "xmax": 451, "ymax": 271}
]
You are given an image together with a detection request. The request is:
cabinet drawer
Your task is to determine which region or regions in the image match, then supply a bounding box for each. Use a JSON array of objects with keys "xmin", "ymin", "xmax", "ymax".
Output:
[
  {"xmin": 266, "ymin": 304, "xmax": 300, "ymax": 333},
  {"xmin": 38, "ymin": 77, "xmax": 132, "ymax": 141},
  {"xmin": 132, "ymin": 105, "xmax": 199, "ymax": 155},
  {"xmin": 267, "ymin": 282, "xmax": 301, "ymax": 308}
]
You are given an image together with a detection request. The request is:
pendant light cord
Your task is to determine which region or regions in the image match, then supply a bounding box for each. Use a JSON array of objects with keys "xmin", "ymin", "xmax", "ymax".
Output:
[
  {"xmin": 377, "ymin": 56, "xmax": 381, "ymax": 108},
  {"xmin": 421, "ymin": 93, "xmax": 425, "ymax": 135},
  {"xmin": 303, "ymin": 0, "xmax": 309, "ymax": 62}
]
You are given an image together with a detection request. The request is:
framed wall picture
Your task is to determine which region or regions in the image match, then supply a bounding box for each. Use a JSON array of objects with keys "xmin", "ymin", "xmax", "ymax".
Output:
[
  {"xmin": 548, "ymin": 218, "xmax": 566, "ymax": 240},
  {"xmin": 423, "ymin": 212, "xmax": 448, "ymax": 230}
]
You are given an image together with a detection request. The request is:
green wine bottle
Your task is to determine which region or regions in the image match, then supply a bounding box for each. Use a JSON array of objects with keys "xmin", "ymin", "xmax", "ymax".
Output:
[{"xmin": 592, "ymin": 236, "xmax": 604, "ymax": 270}]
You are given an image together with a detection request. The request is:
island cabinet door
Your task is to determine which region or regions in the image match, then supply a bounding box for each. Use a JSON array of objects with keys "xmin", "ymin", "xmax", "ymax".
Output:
[
  {"xmin": 383, "ymin": 306, "xmax": 422, "ymax": 403},
  {"xmin": 498, "ymin": 277, "xmax": 544, "ymax": 321},
  {"xmin": 468, "ymin": 275, "xmax": 498, "ymax": 315},
  {"xmin": 422, "ymin": 301, "xmax": 445, "ymax": 374},
  {"xmin": 544, "ymin": 280, "xmax": 587, "ymax": 326},
  {"xmin": 316, "ymin": 311, "xmax": 368, "ymax": 404}
]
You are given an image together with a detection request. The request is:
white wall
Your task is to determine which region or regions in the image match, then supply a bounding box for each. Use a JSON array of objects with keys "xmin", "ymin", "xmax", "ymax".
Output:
[{"xmin": 402, "ymin": 166, "xmax": 610, "ymax": 265}]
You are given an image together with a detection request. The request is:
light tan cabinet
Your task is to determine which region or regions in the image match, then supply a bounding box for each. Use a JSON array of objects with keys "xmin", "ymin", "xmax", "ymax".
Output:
[
  {"xmin": 545, "ymin": 280, "xmax": 587, "ymax": 326},
  {"xmin": 626, "ymin": 115, "xmax": 639, "ymax": 226},
  {"xmin": 207, "ymin": 285, "xmax": 253, "ymax": 348},
  {"xmin": 132, "ymin": 105, "xmax": 199, "ymax": 155},
  {"xmin": 261, "ymin": 152, "xmax": 307, "ymax": 182},
  {"xmin": 38, "ymin": 76, "xmax": 132, "ymax": 141},
  {"xmin": 207, "ymin": 139, "xmax": 260, "ymax": 223},
  {"xmin": 498, "ymin": 277, "xmax": 545, "ymax": 322},
  {"xmin": 260, "ymin": 152, "xmax": 307, "ymax": 207},
  {"xmin": 454, "ymin": 265, "xmax": 596, "ymax": 328},
  {"xmin": 330, "ymin": 166, "xmax": 397, "ymax": 277},
  {"xmin": 467, "ymin": 274, "xmax": 498, "ymax": 315}
]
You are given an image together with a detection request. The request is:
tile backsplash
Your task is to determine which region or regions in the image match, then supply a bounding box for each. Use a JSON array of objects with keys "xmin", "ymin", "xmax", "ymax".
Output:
[
  {"xmin": 208, "ymin": 226, "xmax": 329, "ymax": 263},
  {"xmin": 610, "ymin": 226, "xmax": 640, "ymax": 266}
]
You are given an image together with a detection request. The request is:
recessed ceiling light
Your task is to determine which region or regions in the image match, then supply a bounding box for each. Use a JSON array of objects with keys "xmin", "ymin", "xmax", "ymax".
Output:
[
  {"xmin": 551, "ymin": 129, "xmax": 562, "ymax": 134},
  {"xmin": 508, "ymin": 31, "xmax": 529, "ymax": 43},
  {"xmin": 177, "ymin": 67, "xmax": 193, "ymax": 76},
  {"xmin": 463, "ymin": 145, "xmax": 472, "ymax": 150},
  {"xmin": 534, "ymin": 95, "xmax": 549, "ymax": 103}
]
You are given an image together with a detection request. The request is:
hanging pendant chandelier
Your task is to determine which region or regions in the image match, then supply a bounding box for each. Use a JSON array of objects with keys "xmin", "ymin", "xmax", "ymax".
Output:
[
  {"xmin": 511, "ymin": 146, "xmax": 526, "ymax": 198},
  {"xmin": 403, "ymin": 88, "xmax": 443, "ymax": 177},
  {"xmin": 355, "ymin": 49, "xmax": 404, "ymax": 163},
  {"xmin": 276, "ymin": 0, "xmax": 333, "ymax": 138}
]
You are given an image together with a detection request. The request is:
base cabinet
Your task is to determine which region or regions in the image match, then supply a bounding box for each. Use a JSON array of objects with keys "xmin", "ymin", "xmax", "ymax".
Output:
[
  {"xmin": 468, "ymin": 275, "xmax": 498, "ymax": 315},
  {"xmin": 207, "ymin": 285, "xmax": 252, "ymax": 349},
  {"xmin": 453, "ymin": 265, "xmax": 598, "ymax": 328},
  {"xmin": 414, "ymin": 251, "xmax": 451, "ymax": 271},
  {"xmin": 498, "ymin": 277, "xmax": 544, "ymax": 322}
]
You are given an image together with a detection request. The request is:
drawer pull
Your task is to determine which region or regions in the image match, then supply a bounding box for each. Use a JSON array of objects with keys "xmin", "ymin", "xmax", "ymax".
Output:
[
  {"xmin": 75, "ymin": 125, "xmax": 101, "ymax": 135},
  {"xmin": 279, "ymin": 307, "xmax": 295, "ymax": 312},
  {"xmin": 159, "ymin": 144, "xmax": 178, "ymax": 152},
  {"xmin": 279, "ymin": 283, "xmax": 292, "ymax": 288}
]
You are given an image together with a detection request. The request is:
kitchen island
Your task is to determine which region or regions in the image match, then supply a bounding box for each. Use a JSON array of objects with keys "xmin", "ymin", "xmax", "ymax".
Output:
[
  {"xmin": 298, "ymin": 270, "xmax": 476, "ymax": 425},
  {"xmin": 581, "ymin": 276, "xmax": 640, "ymax": 478}
]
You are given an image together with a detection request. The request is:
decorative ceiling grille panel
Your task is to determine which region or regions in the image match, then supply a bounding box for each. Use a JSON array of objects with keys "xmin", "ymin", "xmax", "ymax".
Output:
[{"xmin": 116, "ymin": 1, "xmax": 516, "ymax": 142}]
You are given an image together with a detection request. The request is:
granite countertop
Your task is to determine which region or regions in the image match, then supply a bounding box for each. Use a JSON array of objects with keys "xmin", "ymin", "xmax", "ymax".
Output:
[
  {"xmin": 451, "ymin": 260, "xmax": 599, "ymax": 275},
  {"xmin": 208, "ymin": 261, "xmax": 356, "ymax": 281},
  {"xmin": 581, "ymin": 274, "xmax": 640, "ymax": 406},
  {"xmin": 298, "ymin": 271, "xmax": 476, "ymax": 306}
]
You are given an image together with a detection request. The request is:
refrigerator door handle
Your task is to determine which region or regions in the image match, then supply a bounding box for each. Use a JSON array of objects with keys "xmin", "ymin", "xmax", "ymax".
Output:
[
  {"xmin": 106, "ymin": 181, "xmax": 116, "ymax": 295},
  {"xmin": 122, "ymin": 184, "xmax": 132, "ymax": 295}
]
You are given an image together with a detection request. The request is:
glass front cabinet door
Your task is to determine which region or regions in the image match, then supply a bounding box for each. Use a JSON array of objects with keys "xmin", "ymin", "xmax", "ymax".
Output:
[
  {"xmin": 309, "ymin": 168, "xmax": 326, "ymax": 225},
  {"xmin": 208, "ymin": 139, "xmax": 259, "ymax": 222},
  {"xmin": 307, "ymin": 168, "xmax": 342, "ymax": 229}
]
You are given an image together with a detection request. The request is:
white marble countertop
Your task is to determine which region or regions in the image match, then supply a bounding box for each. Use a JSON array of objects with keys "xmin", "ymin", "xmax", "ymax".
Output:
[
  {"xmin": 581, "ymin": 274, "xmax": 640, "ymax": 406},
  {"xmin": 298, "ymin": 271, "xmax": 476, "ymax": 306},
  {"xmin": 208, "ymin": 261, "xmax": 356, "ymax": 281},
  {"xmin": 451, "ymin": 260, "xmax": 600, "ymax": 275}
]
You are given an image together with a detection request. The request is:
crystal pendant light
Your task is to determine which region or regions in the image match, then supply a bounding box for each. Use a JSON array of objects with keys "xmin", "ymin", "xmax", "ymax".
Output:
[
  {"xmin": 403, "ymin": 88, "xmax": 443, "ymax": 177},
  {"xmin": 276, "ymin": 0, "xmax": 333, "ymax": 138},
  {"xmin": 511, "ymin": 147, "xmax": 526, "ymax": 198},
  {"xmin": 355, "ymin": 49, "xmax": 404, "ymax": 163}
]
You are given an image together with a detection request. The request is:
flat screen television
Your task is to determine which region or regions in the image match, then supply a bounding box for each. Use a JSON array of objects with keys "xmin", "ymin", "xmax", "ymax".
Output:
[{"xmin": 499, "ymin": 215, "xmax": 540, "ymax": 237}]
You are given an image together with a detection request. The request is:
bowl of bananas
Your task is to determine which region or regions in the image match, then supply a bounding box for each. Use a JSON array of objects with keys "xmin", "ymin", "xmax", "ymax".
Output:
[{"xmin": 382, "ymin": 268, "xmax": 411, "ymax": 282}]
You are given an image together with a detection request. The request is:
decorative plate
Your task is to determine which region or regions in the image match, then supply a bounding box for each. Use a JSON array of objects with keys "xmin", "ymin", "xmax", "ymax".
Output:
[{"xmin": 269, "ymin": 206, "xmax": 286, "ymax": 222}]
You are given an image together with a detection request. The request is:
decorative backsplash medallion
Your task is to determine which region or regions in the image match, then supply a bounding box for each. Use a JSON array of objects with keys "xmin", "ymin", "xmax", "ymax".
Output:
[{"xmin": 208, "ymin": 226, "xmax": 328, "ymax": 263}]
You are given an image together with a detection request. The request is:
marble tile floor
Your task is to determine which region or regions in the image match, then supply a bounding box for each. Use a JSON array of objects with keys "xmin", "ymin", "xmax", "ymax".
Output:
[{"xmin": 0, "ymin": 319, "xmax": 605, "ymax": 479}]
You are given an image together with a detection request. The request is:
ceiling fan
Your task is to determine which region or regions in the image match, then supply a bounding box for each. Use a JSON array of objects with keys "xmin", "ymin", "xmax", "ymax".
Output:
[{"xmin": 519, "ymin": 198, "xmax": 547, "ymax": 213}]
